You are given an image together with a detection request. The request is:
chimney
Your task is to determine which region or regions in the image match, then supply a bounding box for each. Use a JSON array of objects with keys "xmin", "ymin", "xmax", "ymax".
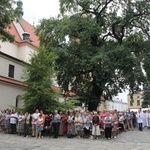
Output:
[{"xmin": 22, "ymin": 32, "xmax": 30, "ymax": 41}]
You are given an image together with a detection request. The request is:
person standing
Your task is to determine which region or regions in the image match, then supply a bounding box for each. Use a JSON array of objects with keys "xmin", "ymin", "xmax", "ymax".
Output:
[
  {"xmin": 17, "ymin": 111, "xmax": 25, "ymax": 136},
  {"xmin": 142, "ymin": 110, "xmax": 147, "ymax": 128},
  {"xmin": 74, "ymin": 112, "xmax": 82, "ymax": 138},
  {"xmin": 126, "ymin": 109, "xmax": 133, "ymax": 131},
  {"xmin": 31, "ymin": 109, "xmax": 40, "ymax": 137},
  {"xmin": 40, "ymin": 110, "xmax": 45, "ymax": 138},
  {"xmin": 104, "ymin": 112, "xmax": 113, "ymax": 140},
  {"xmin": 52, "ymin": 110, "xmax": 60, "ymax": 138},
  {"xmin": 59, "ymin": 111, "xmax": 64, "ymax": 136},
  {"xmin": 4, "ymin": 110, "xmax": 10, "ymax": 133},
  {"xmin": 83, "ymin": 112, "xmax": 91, "ymax": 138},
  {"xmin": 111, "ymin": 110, "xmax": 118, "ymax": 138},
  {"xmin": 24, "ymin": 112, "xmax": 30, "ymax": 137},
  {"xmin": 132, "ymin": 111, "xmax": 137, "ymax": 128},
  {"xmin": 67, "ymin": 111, "xmax": 75, "ymax": 138},
  {"xmin": 62, "ymin": 112, "xmax": 68, "ymax": 136},
  {"xmin": 36, "ymin": 114, "xmax": 44, "ymax": 138},
  {"xmin": 0, "ymin": 110, "xmax": 6, "ymax": 132},
  {"xmin": 100, "ymin": 110, "xmax": 107, "ymax": 129},
  {"xmin": 136, "ymin": 108, "xmax": 144, "ymax": 131},
  {"xmin": 10, "ymin": 110, "xmax": 18, "ymax": 134},
  {"xmin": 118, "ymin": 112, "xmax": 125, "ymax": 132},
  {"xmin": 146, "ymin": 110, "xmax": 150, "ymax": 128},
  {"xmin": 92, "ymin": 111, "xmax": 100, "ymax": 139}
]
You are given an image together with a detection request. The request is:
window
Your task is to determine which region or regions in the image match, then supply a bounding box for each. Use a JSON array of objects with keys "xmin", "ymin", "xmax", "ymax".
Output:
[
  {"xmin": 137, "ymin": 96, "xmax": 140, "ymax": 98},
  {"xmin": 130, "ymin": 101, "xmax": 133, "ymax": 106},
  {"xmin": 8, "ymin": 64, "xmax": 15, "ymax": 78},
  {"xmin": 137, "ymin": 100, "xmax": 140, "ymax": 106}
]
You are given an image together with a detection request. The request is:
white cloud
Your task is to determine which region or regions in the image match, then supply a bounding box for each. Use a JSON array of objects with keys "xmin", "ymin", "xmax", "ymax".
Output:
[{"xmin": 22, "ymin": 0, "xmax": 60, "ymax": 25}]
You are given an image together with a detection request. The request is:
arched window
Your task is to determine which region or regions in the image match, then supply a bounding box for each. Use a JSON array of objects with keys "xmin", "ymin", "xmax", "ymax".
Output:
[{"xmin": 16, "ymin": 95, "xmax": 23, "ymax": 108}]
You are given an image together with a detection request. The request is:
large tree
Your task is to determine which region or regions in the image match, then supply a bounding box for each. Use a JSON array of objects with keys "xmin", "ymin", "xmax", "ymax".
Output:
[
  {"xmin": 0, "ymin": 0, "xmax": 23, "ymax": 42},
  {"xmin": 36, "ymin": 0, "xmax": 150, "ymax": 110}
]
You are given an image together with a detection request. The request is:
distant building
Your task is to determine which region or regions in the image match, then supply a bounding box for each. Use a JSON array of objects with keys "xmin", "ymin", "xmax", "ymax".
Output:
[
  {"xmin": 98, "ymin": 97, "xmax": 128, "ymax": 111},
  {"xmin": 128, "ymin": 91, "xmax": 144, "ymax": 110},
  {"xmin": 0, "ymin": 19, "xmax": 39, "ymax": 109}
]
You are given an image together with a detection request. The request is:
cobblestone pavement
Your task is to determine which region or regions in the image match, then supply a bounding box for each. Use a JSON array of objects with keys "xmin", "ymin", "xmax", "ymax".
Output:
[{"xmin": 0, "ymin": 128, "xmax": 150, "ymax": 150}]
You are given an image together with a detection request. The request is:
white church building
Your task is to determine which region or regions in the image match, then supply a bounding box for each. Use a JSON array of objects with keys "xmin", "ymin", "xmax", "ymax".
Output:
[{"xmin": 0, "ymin": 19, "xmax": 39, "ymax": 109}]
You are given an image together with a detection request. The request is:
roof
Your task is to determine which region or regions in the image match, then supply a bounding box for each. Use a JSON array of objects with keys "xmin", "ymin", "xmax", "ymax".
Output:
[
  {"xmin": 20, "ymin": 19, "xmax": 39, "ymax": 47},
  {"xmin": 7, "ymin": 19, "xmax": 39, "ymax": 48},
  {"xmin": 8, "ymin": 23, "xmax": 22, "ymax": 42},
  {"xmin": 62, "ymin": 90, "xmax": 76, "ymax": 97},
  {"xmin": 51, "ymin": 86, "xmax": 76, "ymax": 97}
]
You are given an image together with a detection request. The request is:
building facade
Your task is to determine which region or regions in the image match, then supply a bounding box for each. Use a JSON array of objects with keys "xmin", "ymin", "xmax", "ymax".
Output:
[
  {"xmin": 98, "ymin": 97, "xmax": 128, "ymax": 111},
  {"xmin": 0, "ymin": 19, "xmax": 39, "ymax": 109},
  {"xmin": 128, "ymin": 91, "xmax": 144, "ymax": 110}
]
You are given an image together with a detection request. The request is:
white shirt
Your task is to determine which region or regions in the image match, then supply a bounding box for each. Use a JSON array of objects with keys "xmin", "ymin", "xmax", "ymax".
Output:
[
  {"xmin": 146, "ymin": 112, "xmax": 150, "ymax": 119},
  {"xmin": 136, "ymin": 111, "xmax": 144, "ymax": 123},
  {"xmin": 119, "ymin": 116, "xmax": 124, "ymax": 124},
  {"xmin": 32, "ymin": 113, "xmax": 40, "ymax": 124},
  {"xmin": 74, "ymin": 116, "xmax": 82, "ymax": 125},
  {"xmin": 18, "ymin": 115, "xmax": 25, "ymax": 122},
  {"xmin": 10, "ymin": 113, "xmax": 18, "ymax": 124}
]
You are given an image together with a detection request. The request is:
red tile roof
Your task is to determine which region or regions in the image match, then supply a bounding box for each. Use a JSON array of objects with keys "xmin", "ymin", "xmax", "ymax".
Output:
[
  {"xmin": 20, "ymin": 19, "xmax": 39, "ymax": 47},
  {"xmin": 6, "ymin": 19, "xmax": 39, "ymax": 48},
  {"xmin": 51, "ymin": 86, "xmax": 76, "ymax": 97},
  {"xmin": 8, "ymin": 23, "xmax": 22, "ymax": 42},
  {"xmin": 62, "ymin": 90, "xmax": 76, "ymax": 97}
]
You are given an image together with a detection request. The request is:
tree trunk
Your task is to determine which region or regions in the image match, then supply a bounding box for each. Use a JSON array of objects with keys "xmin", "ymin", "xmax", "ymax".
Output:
[
  {"xmin": 88, "ymin": 79, "xmax": 103, "ymax": 111},
  {"xmin": 88, "ymin": 101, "xmax": 99, "ymax": 111}
]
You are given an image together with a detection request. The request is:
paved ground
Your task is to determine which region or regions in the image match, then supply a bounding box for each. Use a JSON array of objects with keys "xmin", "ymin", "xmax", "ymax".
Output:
[{"xmin": 0, "ymin": 128, "xmax": 150, "ymax": 150}]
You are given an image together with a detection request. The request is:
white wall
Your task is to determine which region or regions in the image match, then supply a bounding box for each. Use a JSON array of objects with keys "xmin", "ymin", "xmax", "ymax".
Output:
[
  {"xmin": 108, "ymin": 100, "xmax": 128, "ymax": 111},
  {"xmin": 0, "ymin": 41, "xmax": 37, "ymax": 63},
  {"xmin": 0, "ymin": 82, "xmax": 24, "ymax": 109},
  {"xmin": 0, "ymin": 41, "xmax": 19, "ymax": 58},
  {"xmin": 18, "ymin": 44, "xmax": 38, "ymax": 63},
  {"xmin": 0, "ymin": 56, "xmax": 25, "ymax": 81},
  {"xmin": 24, "ymin": 45, "xmax": 37, "ymax": 63}
]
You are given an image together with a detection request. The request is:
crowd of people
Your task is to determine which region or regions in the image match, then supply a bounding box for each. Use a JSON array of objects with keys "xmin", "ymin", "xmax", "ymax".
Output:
[{"xmin": 0, "ymin": 108, "xmax": 150, "ymax": 140}]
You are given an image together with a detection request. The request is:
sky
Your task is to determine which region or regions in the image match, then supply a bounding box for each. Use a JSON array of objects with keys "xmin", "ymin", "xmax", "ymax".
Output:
[
  {"xmin": 22, "ymin": 0, "xmax": 60, "ymax": 25},
  {"xmin": 21, "ymin": 0, "xmax": 128, "ymax": 103}
]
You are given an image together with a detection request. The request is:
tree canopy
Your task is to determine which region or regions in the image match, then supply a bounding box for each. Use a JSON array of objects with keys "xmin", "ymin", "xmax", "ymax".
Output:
[
  {"xmin": 0, "ymin": 0, "xmax": 23, "ymax": 42},
  {"xmin": 36, "ymin": 0, "xmax": 150, "ymax": 110},
  {"xmin": 142, "ymin": 82, "xmax": 150, "ymax": 108},
  {"xmin": 22, "ymin": 48, "xmax": 57, "ymax": 113},
  {"xmin": 22, "ymin": 48, "xmax": 76, "ymax": 113}
]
